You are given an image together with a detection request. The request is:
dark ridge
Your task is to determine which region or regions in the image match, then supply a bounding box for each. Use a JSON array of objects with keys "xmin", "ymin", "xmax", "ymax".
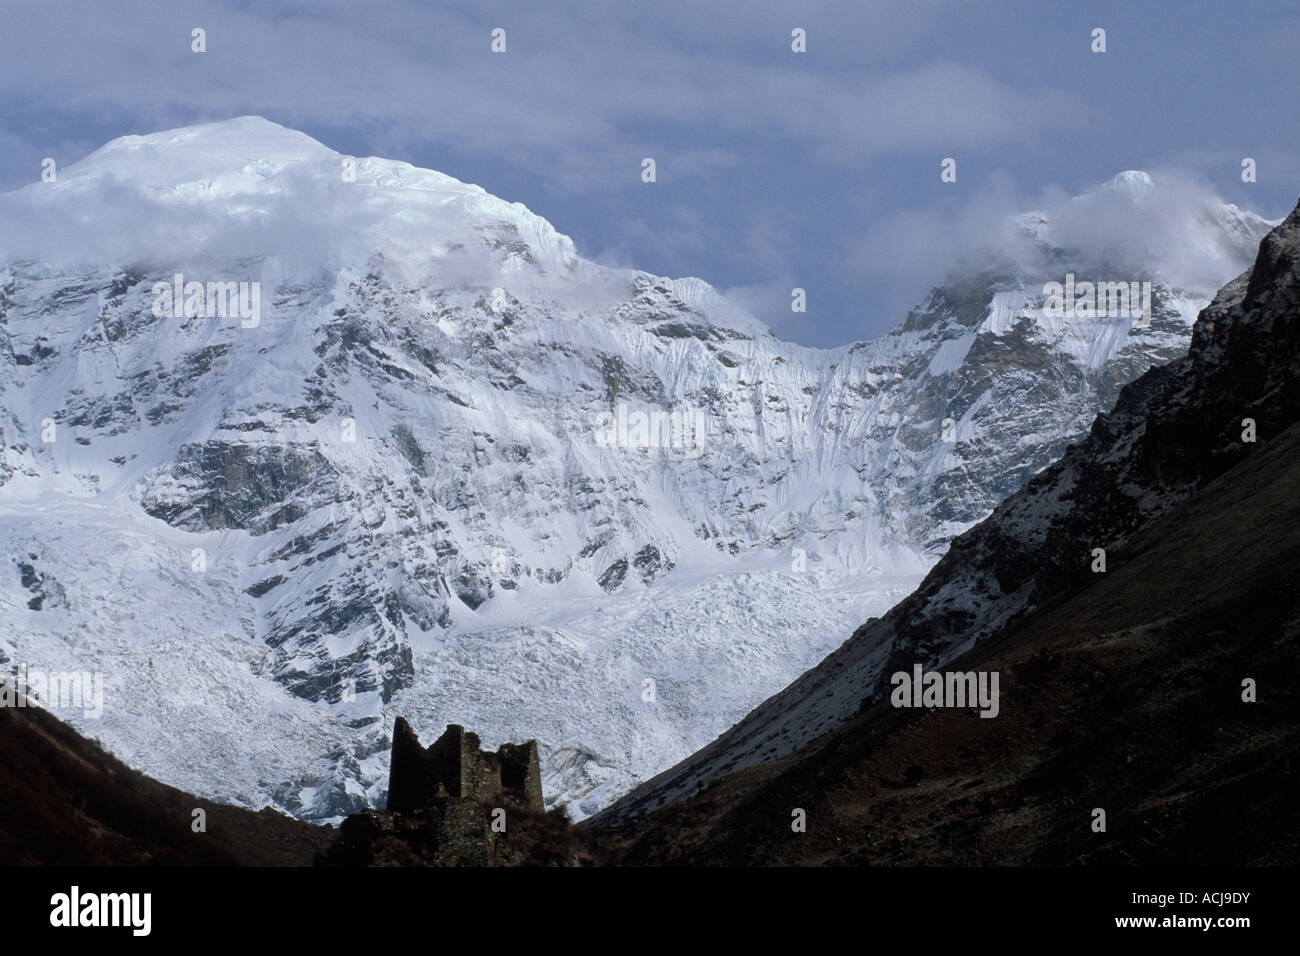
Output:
[{"xmin": 0, "ymin": 689, "xmax": 334, "ymax": 865}]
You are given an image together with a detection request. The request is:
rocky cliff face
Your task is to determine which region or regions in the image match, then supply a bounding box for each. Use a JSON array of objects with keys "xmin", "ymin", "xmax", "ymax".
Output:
[
  {"xmin": 0, "ymin": 118, "xmax": 1273, "ymax": 821},
  {"xmin": 596, "ymin": 196, "xmax": 1300, "ymax": 828}
]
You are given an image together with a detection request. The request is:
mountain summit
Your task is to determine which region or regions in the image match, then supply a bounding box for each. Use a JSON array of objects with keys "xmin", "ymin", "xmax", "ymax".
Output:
[
  {"xmin": 1104, "ymin": 169, "xmax": 1155, "ymax": 192},
  {"xmin": 5, "ymin": 116, "xmax": 582, "ymax": 284}
]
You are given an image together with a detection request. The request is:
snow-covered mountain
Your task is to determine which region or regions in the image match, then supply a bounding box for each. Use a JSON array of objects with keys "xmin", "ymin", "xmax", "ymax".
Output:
[
  {"xmin": 597, "ymin": 194, "xmax": 1300, "ymax": 833},
  {"xmin": 0, "ymin": 117, "xmax": 1272, "ymax": 820}
]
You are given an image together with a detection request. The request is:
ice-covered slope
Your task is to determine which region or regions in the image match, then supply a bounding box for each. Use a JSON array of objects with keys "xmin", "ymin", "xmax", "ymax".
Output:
[{"xmin": 0, "ymin": 119, "xmax": 1273, "ymax": 820}]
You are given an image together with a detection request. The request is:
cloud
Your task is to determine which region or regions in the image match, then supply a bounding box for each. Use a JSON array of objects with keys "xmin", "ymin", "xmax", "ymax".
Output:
[
  {"xmin": 1059, "ymin": 171, "xmax": 1277, "ymax": 292},
  {"xmin": 719, "ymin": 279, "xmax": 799, "ymax": 338},
  {"xmin": 840, "ymin": 167, "xmax": 1272, "ymax": 320},
  {"xmin": 839, "ymin": 172, "xmax": 1035, "ymax": 312},
  {"xmin": 0, "ymin": 1, "xmax": 1089, "ymax": 187}
]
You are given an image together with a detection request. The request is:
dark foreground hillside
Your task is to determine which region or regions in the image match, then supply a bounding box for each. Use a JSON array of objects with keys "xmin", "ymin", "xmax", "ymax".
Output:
[
  {"xmin": 0, "ymin": 694, "xmax": 593, "ymax": 865},
  {"xmin": 0, "ymin": 692, "xmax": 334, "ymax": 865},
  {"xmin": 601, "ymin": 418, "xmax": 1300, "ymax": 865}
]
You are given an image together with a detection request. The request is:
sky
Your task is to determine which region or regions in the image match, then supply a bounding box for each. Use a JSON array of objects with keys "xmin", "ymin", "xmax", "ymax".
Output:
[{"xmin": 1, "ymin": 0, "xmax": 1297, "ymax": 347}]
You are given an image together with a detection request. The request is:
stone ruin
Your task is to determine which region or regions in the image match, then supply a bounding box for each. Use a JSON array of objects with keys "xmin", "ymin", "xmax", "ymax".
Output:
[
  {"xmin": 386, "ymin": 718, "xmax": 544, "ymax": 813},
  {"xmin": 321, "ymin": 719, "xmax": 592, "ymax": 865}
]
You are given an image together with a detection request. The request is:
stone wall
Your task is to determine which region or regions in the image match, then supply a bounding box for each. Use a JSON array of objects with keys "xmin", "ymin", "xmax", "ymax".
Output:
[{"xmin": 386, "ymin": 718, "xmax": 543, "ymax": 813}]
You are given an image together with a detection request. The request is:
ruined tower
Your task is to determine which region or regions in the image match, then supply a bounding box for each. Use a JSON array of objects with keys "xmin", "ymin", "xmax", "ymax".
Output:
[{"xmin": 386, "ymin": 718, "xmax": 544, "ymax": 813}]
